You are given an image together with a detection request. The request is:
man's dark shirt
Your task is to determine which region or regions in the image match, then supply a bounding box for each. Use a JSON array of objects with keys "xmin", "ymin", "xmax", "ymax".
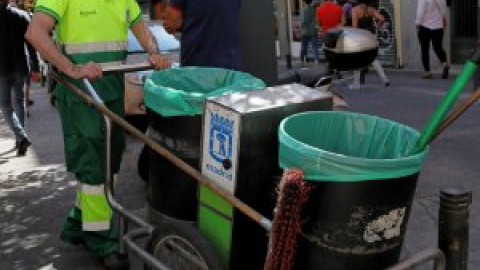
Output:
[
  {"xmin": 169, "ymin": 0, "xmax": 242, "ymax": 70},
  {"xmin": 0, "ymin": 3, "xmax": 39, "ymax": 76}
]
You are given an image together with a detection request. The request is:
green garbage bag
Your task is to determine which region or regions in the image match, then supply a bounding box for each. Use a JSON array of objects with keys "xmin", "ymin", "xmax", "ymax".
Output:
[
  {"xmin": 278, "ymin": 111, "xmax": 428, "ymax": 182},
  {"xmin": 144, "ymin": 67, "xmax": 266, "ymax": 117}
]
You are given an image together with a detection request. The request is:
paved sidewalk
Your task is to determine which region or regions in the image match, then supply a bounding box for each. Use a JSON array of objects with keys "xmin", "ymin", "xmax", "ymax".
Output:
[
  {"xmin": 1, "ymin": 67, "xmax": 478, "ymax": 269},
  {"xmin": 0, "ymin": 84, "xmax": 145, "ymax": 270}
]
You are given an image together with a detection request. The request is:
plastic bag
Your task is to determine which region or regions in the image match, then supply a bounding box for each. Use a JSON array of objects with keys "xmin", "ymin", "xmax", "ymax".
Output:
[
  {"xmin": 144, "ymin": 67, "xmax": 266, "ymax": 117},
  {"xmin": 278, "ymin": 111, "xmax": 428, "ymax": 182}
]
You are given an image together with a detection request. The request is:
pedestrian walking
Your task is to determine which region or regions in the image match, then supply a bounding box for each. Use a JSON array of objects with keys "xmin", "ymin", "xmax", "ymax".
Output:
[
  {"xmin": 316, "ymin": 0, "xmax": 344, "ymax": 36},
  {"xmin": 316, "ymin": 0, "xmax": 344, "ymax": 74},
  {"xmin": 416, "ymin": 0, "xmax": 449, "ymax": 79},
  {"xmin": 25, "ymin": 0, "xmax": 171, "ymax": 269},
  {"xmin": 19, "ymin": 0, "xmax": 37, "ymax": 109},
  {"xmin": 349, "ymin": 0, "xmax": 390, "ymax": 90},
  {"xmin": 299, "ymin": 0, "xmax": 320, "ymax": 66},
  {"xmin": 0, "ymin": 0, "xmax": 39, "ymax": 156}
]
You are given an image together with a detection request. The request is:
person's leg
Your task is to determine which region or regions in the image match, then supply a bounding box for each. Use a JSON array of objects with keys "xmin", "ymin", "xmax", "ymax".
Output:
[
  {"xmin": 11, "ymin": 74, "xmax": 31, "ymax": 155},
  {"xmin": 349, "ymin": 70, "xmax": 361, "ymax": 90},
  {"xmin": 417, "ymin": 26, "xmax": 432, "ymax": 77},
  {"xmin": 431, "ymin": 28, "xmax": 449, "ymax": 79},
  {"xmin": 300, "ymin": 35, "xmax": 309, "ymax": 64},
  {"xmin": 310, "ymin": 35, "xmax": 320, "ymax": 64},
  {"xmin": 11, "ymin": 74, "xmax": 28, "ymax": 131},
  {"xmin": 57, "ymin": 98, "xmax": 127, "ymax": 269},
  {"xmin": 60, "ymin": 203, "xmax": 84, "ymax": 245},
  {"xmin": 25, "ymin": 79, "xmax": 34, "ymax": 106},
  {"xmin": 0, "ymin": 75, "xmax": 27, "ymax": 143},
  {"xmin": 371, "ymin": 59, "xmax": 390, "ymax": 86},
  {"xmin": 431, "ymin": 29, "xmax": 447, "ymax": 63}
]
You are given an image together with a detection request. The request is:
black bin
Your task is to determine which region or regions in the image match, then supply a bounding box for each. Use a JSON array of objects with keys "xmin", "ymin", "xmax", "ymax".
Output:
[
  {"xmin": 143, "ymin": 67, "xmax": 266, "ymax": 222},
  {"xmin": 278, "ymin": 111, "xmax": 428, "ymax": 270},
  {"xmin": 147, "ymin": 111, "xmax": 202, "ymax": 221}
]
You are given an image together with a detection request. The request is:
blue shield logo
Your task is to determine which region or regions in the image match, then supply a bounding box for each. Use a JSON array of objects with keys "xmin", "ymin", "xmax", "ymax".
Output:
[{"xmin": 208, "ymin": 112, "xmax": 234, "ymax": 163}]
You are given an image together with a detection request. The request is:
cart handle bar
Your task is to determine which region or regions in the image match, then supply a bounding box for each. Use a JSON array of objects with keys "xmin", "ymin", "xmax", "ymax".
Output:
[
  {"xmin": 102, "ymin": 62, "xmax": 179, "ymax": 74},
  {"xmin": 103, "ymin": 62, "xmax": 154, "ymax": 74},
  {"xmin": 52, "ymin": 71, "xmax": 273, "ymax": 232}
]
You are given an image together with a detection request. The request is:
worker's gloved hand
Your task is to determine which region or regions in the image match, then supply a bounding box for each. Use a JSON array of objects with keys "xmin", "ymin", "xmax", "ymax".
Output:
[
  {"xmin": 69, "ymin": 62, "xmax": 103, "ymax": 80},
  {"xmin": 148, "ymin": 53, "xmax": 172, "ymax": 70}
]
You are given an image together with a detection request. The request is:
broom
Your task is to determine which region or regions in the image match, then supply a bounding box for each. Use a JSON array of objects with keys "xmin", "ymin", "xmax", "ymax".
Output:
[{"xmin": 264, "ymin": 168, "xmax": 313, "ymax": 270}]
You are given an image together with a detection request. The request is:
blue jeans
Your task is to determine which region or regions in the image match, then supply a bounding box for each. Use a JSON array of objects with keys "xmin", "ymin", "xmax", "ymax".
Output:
[
  {"xmin": 0, "ymin": 73, "xmax": 28, "ymax": 141},
  {"xmin": 300, "ymin": 35, "xmax": 320, "ymax": 63}
]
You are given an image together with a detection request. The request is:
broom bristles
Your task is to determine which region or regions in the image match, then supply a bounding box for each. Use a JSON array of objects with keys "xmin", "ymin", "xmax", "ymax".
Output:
[{"xmin": 264, "ymin": 168, "xmax": 312, "ymax": 270}]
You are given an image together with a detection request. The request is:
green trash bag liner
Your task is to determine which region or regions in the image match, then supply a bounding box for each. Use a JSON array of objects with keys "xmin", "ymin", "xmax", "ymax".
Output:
[
  {"xmin": 278, "ymin": 111, "xmax": 428, "ymax": 182},
  {"xmin": 144, "ymin": 67, "xmax": 266, "ymax": 117}
]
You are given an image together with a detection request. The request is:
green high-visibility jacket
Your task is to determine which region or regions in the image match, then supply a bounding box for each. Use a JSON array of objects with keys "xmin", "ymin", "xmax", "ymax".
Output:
[{"xmin": 36, "ymin": 0, "xmax": 142, "ymax": 103}]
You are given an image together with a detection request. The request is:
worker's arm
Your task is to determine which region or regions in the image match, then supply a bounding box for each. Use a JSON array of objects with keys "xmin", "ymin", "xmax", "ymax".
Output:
[
  {"xmin": 25, "ymin": 12, "xmax": 102, "ymax": 80},
  {"xmin": 130, "ymin": 20, "xmax": 171, "ymax": 70}
]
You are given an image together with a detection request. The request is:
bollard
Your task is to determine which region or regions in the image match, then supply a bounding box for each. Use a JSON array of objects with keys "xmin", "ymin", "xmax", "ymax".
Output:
[{"xmin": 438, "ymin": 187, "xmax": 472, "ymax": 270}]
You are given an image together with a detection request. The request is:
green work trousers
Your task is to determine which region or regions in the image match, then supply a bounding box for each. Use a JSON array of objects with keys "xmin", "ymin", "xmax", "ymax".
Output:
[{"xmin": 56, "ymin": 97, "xmax": 125, "ymax": 257}]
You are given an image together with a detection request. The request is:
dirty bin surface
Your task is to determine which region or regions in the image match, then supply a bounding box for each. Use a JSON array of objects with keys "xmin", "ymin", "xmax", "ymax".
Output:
[{"xmin": 278, "ymin": 111, "xmax": 428, "ymax": 270}]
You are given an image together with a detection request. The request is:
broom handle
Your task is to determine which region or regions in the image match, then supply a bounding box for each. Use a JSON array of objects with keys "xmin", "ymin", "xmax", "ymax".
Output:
[
  {"xmin": 410, "ymin": 58, "xmax": 479, "ymax": 155},
  {"xmin": 52, "ymin": 71, "xmax": 273, "ymax": 232},
  {"xmin": 428, "ymin": 87, "xmax": 480, "ymax": 144}
]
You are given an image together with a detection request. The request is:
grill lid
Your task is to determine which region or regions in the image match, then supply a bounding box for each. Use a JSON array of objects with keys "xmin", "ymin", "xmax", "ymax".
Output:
[{"xmin": 324, "ymin": 27, "xmax": 379, "ymax": 54}]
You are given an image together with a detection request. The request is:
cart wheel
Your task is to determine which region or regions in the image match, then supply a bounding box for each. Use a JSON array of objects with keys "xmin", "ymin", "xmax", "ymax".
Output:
[{"xmin": 146, "ymin": 220, "xmax": 224, "ymax": 270}]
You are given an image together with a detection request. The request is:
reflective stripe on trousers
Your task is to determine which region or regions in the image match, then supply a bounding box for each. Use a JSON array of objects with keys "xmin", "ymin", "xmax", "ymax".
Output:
[{"xmin": 76, "ymin": 183, "xmax": 113, "ymax": 231}]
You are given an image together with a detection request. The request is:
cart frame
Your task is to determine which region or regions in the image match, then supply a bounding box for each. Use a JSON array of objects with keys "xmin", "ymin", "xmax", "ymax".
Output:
[{"xmin": 51, "ymin": 66, "xmax": 446, "ymax": 270}]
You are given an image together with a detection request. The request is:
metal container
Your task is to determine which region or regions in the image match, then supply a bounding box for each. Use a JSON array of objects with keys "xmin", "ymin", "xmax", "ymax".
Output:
[
  {"xmin": 324, "ymin": 27, "xmax": 379, "ymax": 71},
  {"xmin": 198, "ymin": 84, "xmax": 332, "ymax": 269}
]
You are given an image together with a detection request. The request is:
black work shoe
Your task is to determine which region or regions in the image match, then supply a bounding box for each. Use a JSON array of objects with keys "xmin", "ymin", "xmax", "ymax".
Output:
[
  {"xmin": 16, "ymin": 138, "xmax": 31, "ymax": 156},
  {"xmin": 102, "ymin": 253, "xmax": 130, "ymax": 270}
]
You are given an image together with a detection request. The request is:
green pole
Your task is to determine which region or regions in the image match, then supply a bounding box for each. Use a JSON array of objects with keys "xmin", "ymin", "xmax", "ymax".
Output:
[{"xmin": 410, "ymin": 62, "xmax": 477, "ymax": 154}]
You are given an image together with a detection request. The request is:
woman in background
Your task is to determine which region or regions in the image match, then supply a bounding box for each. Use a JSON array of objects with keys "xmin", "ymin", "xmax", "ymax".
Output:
[
  {"xmin": 416, "ymin": 0, "xmax": 449, "ymax": 79},
  {"xmin": 349, "ymin": 0, "xmax": 390, "ymax": 90}
]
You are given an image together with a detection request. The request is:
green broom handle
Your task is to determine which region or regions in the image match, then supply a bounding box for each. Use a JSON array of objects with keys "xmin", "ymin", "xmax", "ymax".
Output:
[{"xmin": 410, "ymin": 50, "xmax": 480, "ymax": 155}]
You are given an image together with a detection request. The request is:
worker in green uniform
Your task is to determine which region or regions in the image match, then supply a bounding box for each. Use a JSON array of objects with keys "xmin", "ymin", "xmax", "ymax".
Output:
[{"xmin": 25, "ymin": 1, "xmax": 171, "ymax": 269}]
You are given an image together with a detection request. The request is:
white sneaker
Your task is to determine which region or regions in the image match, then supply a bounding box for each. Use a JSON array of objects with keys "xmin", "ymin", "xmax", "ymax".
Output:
[
  {"xmin": 332, "ymin": 93, "xmax": 348, "ymax": 110},
  {"xmin": 348, "ymin": 84, "xmax": 360, "ymax": 90}
]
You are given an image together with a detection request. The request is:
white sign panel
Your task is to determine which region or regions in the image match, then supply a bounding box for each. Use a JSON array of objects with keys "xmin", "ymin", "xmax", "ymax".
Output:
[{"xmin": 201, "ymin": 102, "xmax": 240, "ymax": 194}]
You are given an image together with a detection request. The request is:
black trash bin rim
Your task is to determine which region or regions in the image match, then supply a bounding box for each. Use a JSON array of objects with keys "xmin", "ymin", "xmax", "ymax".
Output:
[{"xmin": 278, "ymin": 111, "xmax": 429, "ymax": 182}]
